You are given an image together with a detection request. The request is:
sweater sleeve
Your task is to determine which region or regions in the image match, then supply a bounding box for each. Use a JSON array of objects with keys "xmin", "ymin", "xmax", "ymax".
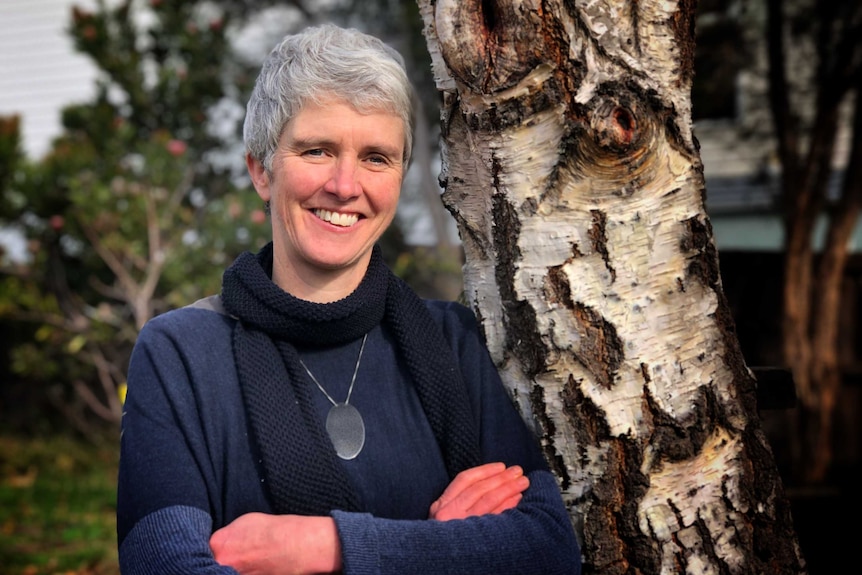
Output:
[
  {"xmin": 331, "ymin": 301, "xmax": 582, "ymax": 575},
  {"xmin": 333, "ymin": 470, "xmax": 579, "ymax": 575},
  {"xmin": 119, "ymin": 506, "xmax": 239, "ymax": 575},
  {"xmin": 117, "ymin": 312, "xmax": 244, "ymax": 574}
]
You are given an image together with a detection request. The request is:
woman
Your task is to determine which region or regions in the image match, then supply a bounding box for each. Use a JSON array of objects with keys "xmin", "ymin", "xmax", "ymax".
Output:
[{"xmin": 117, "ymin": 24, "xmax": 581, "ymax": 574}]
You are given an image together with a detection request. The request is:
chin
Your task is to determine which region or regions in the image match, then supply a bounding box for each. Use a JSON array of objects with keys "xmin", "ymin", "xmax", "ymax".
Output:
[{"xmin": 306, "ymin": 251, "xmax": 367, "ymax": 271}]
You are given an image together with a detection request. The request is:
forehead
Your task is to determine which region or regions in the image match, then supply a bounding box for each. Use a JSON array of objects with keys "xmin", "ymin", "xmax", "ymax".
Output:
[{"xmin": 282, "ymin": 99, "xmax": 405, "ymax": 149}]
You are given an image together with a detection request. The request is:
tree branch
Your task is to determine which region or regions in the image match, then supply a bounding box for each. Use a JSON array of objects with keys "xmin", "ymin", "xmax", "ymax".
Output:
[
  {"xmin": 766, "ymin": 0, "xmax": 799, "ymax": 185},
  {"xmin": 88, "ymin": 274, "xmax": 128, "ymax": 302},
  {"xmin": 87, "ymin": 346, "xmax": 124, "ymax": 420},
  {"xmin": 79, "ymin": 217, "xmax": 140, "ymax": 303}
]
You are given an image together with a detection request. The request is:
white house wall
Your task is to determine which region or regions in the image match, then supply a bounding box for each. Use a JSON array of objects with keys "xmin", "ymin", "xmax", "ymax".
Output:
[{"xmin": 0, "ymin": 0, "xmax": 98, "ymax": 160}]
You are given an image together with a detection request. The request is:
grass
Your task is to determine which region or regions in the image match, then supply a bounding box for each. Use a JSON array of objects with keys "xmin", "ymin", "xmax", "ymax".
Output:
[{"xmin": 0, "ymin": 435, "xmax": 119, "ymax": 575}]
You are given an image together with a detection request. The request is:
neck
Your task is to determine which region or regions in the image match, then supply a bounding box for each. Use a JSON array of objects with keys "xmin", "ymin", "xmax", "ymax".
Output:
[
  {"xmin": 220, "ymin": 241, "xmax": 388, "ymax": 345},
  {"xmin": 271, "ymin": 249, "xmax": 371, "ymax": 303}
]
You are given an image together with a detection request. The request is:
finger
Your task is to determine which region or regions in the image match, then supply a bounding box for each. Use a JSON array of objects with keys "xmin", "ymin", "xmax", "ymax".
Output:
[
  {"xmin": 435, "ymin": 462, "xmax": 507, "ymax": 508},
  {"xmin": 432, "ymin": 471, "xmax": 527, "ymax": 521},
  {"xmin": 454, "ymin": 465, "xmax": 524, "ymax": 512},
  {"xmin": 434, "ymin": 466, "xmax": 525, "ymax": 521},
  {"xmin": 210, "ymin": 522, "xmax": 238, "ymax": 564},
  {"xmin": 489, "ymin": 493, "xmax": 524, "ymax": 515},
  {"xmin": 463, "ymin": 472, "xmax": 529, "ymax": 516}
]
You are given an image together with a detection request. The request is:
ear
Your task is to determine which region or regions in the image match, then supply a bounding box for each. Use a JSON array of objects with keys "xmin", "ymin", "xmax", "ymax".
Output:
[{"xmin": 246, "ymin": 154, "xmax": 272, "ymax": 202}]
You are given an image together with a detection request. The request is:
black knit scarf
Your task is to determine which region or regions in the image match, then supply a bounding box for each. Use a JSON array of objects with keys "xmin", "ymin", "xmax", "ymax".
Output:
[{"xmin": 221, "ymin": 242, "xmax": 481, "ymax": 516}]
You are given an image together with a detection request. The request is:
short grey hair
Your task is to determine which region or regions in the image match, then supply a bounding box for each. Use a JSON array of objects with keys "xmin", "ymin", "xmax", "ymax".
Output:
[{"xmin": 243, "ymin": 24, "xmax": 414, "ymax": 173}]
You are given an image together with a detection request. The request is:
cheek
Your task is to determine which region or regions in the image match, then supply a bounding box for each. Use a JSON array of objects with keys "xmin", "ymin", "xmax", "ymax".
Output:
[
  {"xmin": 371, "ymin": 176, "xmax": 402, "ymax": 213},
  {"xmin": 271, "ymin": 175, "xmax": 307, "ymax": 210},
  {"xmin": 268, "ymin": 189, "xmax": 296, "ymax": 228},
  {"xmin": 301, "ymin": 172, "xmax": 335, "ymax": 203},
  {"xmin": 386, "ymin": 192, "xmax": 401, "ymax": 217}
]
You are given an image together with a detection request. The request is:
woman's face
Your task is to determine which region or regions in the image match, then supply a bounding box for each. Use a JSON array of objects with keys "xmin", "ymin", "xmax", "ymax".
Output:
[{"xmin": 248, "ymin": 99, "xmax": 404, "ymax": 296}]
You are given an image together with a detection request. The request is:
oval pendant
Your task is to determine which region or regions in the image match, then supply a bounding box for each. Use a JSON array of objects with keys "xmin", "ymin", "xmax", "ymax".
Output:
[{"xmin": 326, "ymin": 403, "xmax": 365, "ymax": 460}]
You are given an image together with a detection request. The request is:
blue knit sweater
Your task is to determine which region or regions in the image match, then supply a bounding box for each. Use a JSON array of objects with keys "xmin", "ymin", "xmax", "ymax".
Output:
[{"xmin": 117, "ymin": 298, "xmax": 581, "ymax": 574}]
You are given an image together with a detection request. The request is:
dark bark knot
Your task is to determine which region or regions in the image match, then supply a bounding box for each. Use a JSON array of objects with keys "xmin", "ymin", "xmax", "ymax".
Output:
[
  {"xmin": 590, "ymin": 96, "xmax": 645, "ymax": 156},
  {"xmin": 530, "ymin": 383, "xmax": 571, "ymax": 490},
  {"xmin": 435, "ymin": 0, "xmax": 545, "ymax": 93},
  {"xmin": 572, "ymin": 303, "xmax": 624, "ymax": 390},
  {"xmin": 681, "ymin": 216, "xmax": 721, "ymax": 289},
  {"xmin": 562, "ymin": 84, "xmax": 661, "ymax": 199},
  {"xmin": 491, "ymin": 191, "xmax": 547, "ymax": 379},
  {"xmin": 589, "ymin": 209, "xmax": 616, "ymax": 283},
  {"xmin": 544, "ymin": 264, "xmax": 623, "ymax": 389},
  {"xmin": 643, "ymin": 386, "xmax": 718, "ymax": 468},
  {"xmin": 546, "ymin": 265, "xmax": 573, "ymax": 309},
  {"xmin": 597, "ymin": 106, "xmax": 638, "ymax": 149}
]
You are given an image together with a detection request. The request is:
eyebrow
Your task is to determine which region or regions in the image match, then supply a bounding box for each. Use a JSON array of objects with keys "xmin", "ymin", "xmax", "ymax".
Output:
[
  {"xmin": 283, "ymin": 136, "xmax": 332, "ymax": 151},
  {"xmin": 286, "ymin": 136, "xmax": 403, "ymax": 160}
]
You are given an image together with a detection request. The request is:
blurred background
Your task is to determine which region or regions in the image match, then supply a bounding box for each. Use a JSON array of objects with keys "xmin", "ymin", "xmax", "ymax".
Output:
[{"xmin": 0, "ymin": 0, "xmax": 859, "ymax": 573}]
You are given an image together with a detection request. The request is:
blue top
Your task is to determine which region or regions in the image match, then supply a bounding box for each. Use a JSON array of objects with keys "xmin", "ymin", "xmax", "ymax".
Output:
[{"xmin": 117, "ymin": 298, "xmax": 581, "ymax": 574}]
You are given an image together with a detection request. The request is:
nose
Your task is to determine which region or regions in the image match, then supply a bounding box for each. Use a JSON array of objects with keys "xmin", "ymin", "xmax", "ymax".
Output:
[{"xmin": 323, "ymin": 157, "xmax": 361, "ymax": 200}]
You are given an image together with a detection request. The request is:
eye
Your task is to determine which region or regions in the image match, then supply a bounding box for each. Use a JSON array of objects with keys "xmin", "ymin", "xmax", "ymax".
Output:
[
  {"xmin": 365, "ymin": 152, "xmax": 396, "ymax": 169},
  {"xmin": 303, "ymin": 148, "xmax": 326, "ymax": 157}
]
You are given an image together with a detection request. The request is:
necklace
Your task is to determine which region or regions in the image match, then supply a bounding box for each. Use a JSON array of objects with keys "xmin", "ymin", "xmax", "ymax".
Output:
[{"xmin": 298, "ymin": 333, "xmax": 367, "ymax": 460}]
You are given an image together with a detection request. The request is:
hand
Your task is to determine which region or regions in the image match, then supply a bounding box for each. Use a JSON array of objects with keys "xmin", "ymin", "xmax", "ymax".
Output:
[
  {"xmin": 210, "ymin": 512, "xmax": 342, "ymax": 575},
  {"xmin": 429, "ymin": 462, "xmax": 529, "ymax": 521}
]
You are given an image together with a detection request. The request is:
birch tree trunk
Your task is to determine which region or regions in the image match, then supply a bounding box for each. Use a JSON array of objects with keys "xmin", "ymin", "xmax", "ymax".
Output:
[{"xmin": 418, "ymin": 1, "xmax": 806, "ymax": 573}]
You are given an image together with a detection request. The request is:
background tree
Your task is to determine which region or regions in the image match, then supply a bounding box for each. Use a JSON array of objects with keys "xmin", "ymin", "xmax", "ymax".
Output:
[
  {"xmin": 0, "ymin": 0, "xmax": 270, "ymax": 437},
  {"xmin": 762, "ymin": 0, "xmax": 862, "ymax": 483},
  {"xmin": 419, "ymin": 0, "xmax": 804, "ymax": 573}
]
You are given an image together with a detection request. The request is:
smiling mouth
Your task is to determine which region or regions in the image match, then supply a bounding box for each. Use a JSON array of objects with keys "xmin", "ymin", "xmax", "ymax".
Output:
[{"xmin": 313, "ymin": 208, "xmax": 359, "ymax": 228}]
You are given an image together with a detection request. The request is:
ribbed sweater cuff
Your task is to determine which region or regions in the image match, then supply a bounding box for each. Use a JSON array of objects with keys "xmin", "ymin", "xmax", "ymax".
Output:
[
  {"xmin": 332, "ymin": 510, "xmax": 381, "ymax": 575},
  {"xmin": 119, "ymin": 505, "xmax": 238, "ymax": 574}
]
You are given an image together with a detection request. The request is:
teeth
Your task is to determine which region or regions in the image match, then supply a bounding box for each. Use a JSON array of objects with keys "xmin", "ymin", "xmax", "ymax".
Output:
[{"xmin": 314, "ymin": 209, "xmax": 359, "ymax": 227}]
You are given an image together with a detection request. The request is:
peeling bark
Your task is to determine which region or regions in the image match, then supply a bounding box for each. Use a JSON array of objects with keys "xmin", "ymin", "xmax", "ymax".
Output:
[{"xmin": 419, "ymin": 0, "xmax": 806, "ymax": 573}]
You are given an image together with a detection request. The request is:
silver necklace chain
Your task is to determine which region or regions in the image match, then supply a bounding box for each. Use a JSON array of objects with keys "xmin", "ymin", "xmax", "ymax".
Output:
[{"xmin": 298, "ymin": 333, "xmax": 368, "ymax": 407}]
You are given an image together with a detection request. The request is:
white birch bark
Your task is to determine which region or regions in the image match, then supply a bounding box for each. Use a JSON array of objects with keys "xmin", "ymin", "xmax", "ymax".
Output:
[{"xmin": 418, "ymin": 0, "xmax": 806, "ymax": 573}]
